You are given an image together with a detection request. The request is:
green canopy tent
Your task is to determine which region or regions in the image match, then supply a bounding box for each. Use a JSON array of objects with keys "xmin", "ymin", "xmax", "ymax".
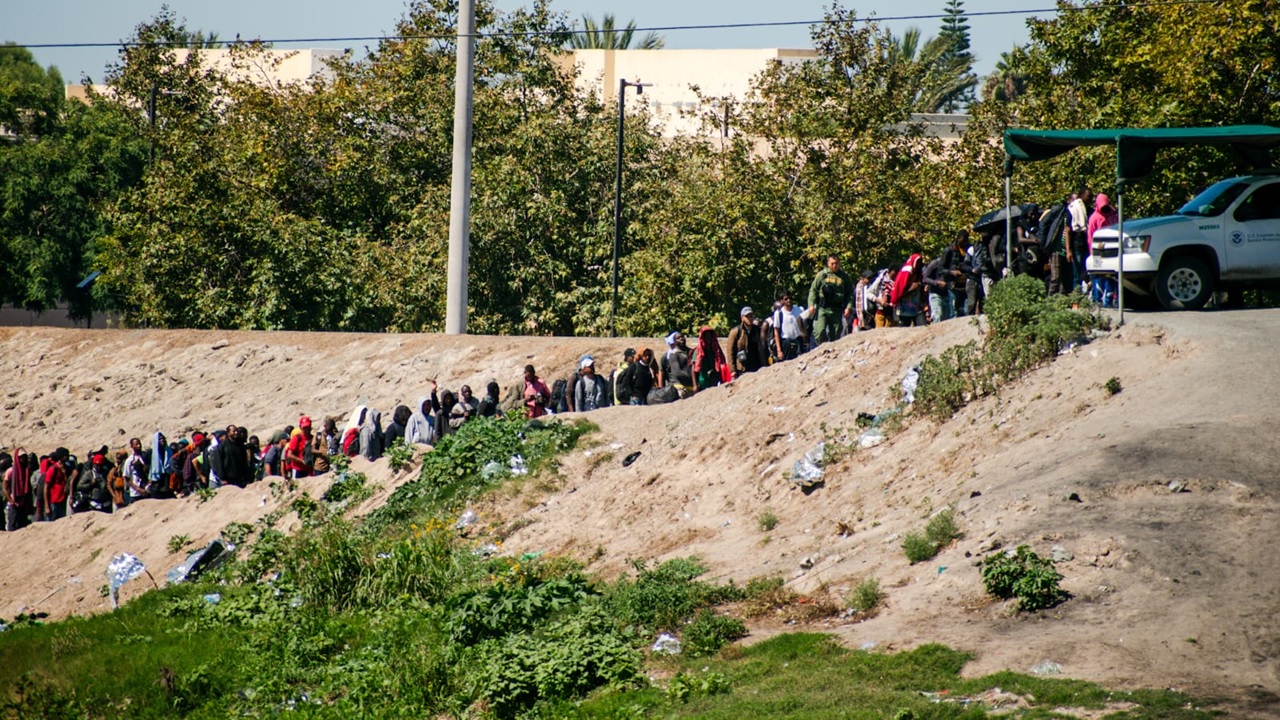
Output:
[{"xmin": 1002, "ymin": 125, "xmax": 1280, "ymax": 322}]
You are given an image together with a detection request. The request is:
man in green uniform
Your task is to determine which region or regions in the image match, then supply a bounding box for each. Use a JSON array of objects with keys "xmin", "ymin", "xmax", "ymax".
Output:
[{"xmin": 807, "ymin": 254, "xmax": 854, "ymax": 345}]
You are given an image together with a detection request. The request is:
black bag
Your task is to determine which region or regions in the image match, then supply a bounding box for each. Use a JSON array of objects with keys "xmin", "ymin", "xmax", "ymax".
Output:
[
  {"xmin": 646, "ymin": 386, "xmax": 679, "ymax": 405},
  {"xmin": 550, "ymin": 378, "xmax": 569, "ymax": 414}
]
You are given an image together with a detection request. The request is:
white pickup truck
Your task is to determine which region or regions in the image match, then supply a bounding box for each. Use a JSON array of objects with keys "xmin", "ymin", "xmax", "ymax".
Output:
[{"xmin": 1088, "ymin": 173, "xmax": 1280, "ymax": 309}]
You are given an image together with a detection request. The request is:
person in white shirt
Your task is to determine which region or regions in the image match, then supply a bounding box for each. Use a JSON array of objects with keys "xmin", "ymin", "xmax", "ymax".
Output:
[
  {"xmin": 772, "ymin": 293, "xmax": 806, "ymax": 361},
  {"xmin": 1066, "ymin": 187, "xmax": 1092, "ymax": 293}
]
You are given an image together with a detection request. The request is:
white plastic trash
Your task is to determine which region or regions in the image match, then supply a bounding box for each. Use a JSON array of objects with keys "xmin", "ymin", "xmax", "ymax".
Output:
[
  {"xmin": 509, "ymin": 454, "xmax": 528, "ymax": 476},
  {"xmin": 651, "ymin": 633, "xmax": 682, "ymax": 655},
  {"xmin": 456, "ymin": 509, "xmax": 478, "ymax": 529},
  {"xmin": 901, "ymin": 367, "xmax": 920, "ymax": 404},
  {"xmin": 107, "ymin": 553, "xmax": 148, "ymax": 609}
]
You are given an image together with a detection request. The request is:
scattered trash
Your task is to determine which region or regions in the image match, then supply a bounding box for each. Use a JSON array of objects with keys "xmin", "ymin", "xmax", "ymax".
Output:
[
  {"xmin": 1067, "ymin": 492, "xmax": 1082, "ymax": 502},
  {"xmin": 480, "ymin": 461, "xmax": 506, "ymax": 480},
  {"xmin": 721, "ymin": 520, "xmax": 731, "ymax": 528},
  {"xmin": 857, "ymin": 428, "xmax": 885, "ymax": 448},
  {"xmin": 937, "ymin": 566, "xmax": 948, "ymax": 575},
  {"xmin": 1168, "ymin": 480, "xmax": 1188, "ymax": 493},
  {"xmin": 473, "ymin": 543, "xmax": 499, "ymax": 557},
  {"xmin": 622, "ymin": 451, "xmax": 641, "ymax": 467},
  {"xmin": 651, "ymin": 633, "xmax": 682, "ymax": 655},
  {"xmin": 518, "ymin": 551, "xmax": 544, "ymax": 562},
  {"xmin": 456, "ymin": 509, "xmax": 478, "ymax": 529},
  {"xmin": 970, "ymin": 491, "xmax": 982, "ymax": 498},
  {"xmin": 772, "ymin": 406, "xmax": 788, "ymax": 412},
  {"xmin": 790, "ymin": 443, "xmax": 826, "ymax": 488},
  {"xmin": 900, "ymin": 367, "xmax": 920, "ymax": 404},
  {"xmin": 203, "ymin": 593, "xmax": 222, "ymax": 605},
  {"xmin": 68, "ymin": 576, "xmax": 82, "ymax": 585},
  {"xmin": 376, "ymin": 552, "xmax": 391, "ymax": 559},
  {"xmin": 509, "ymin": 455, "xmax": 528, "ymax": 476},
  {"xmin": 799, "ymin": 556, "xmax": 815, "ymax": 570},
  {"xmin": 870, "ymin": 407, "xmax": 901, "ymax": 427},
  {"xmin": 859, "ymin": 641, "xmax": 877, "ymax": 650},
  {"xmin": 1051, "ymin": 546, "xmax": 1073, "ymax": 562},
  {"xmin": 107, "ymin": 553, "xmax": 148, "ymax": 609},
  {"xmin": 609, "ymin": 442, "xmax": 625, "ymax": 450},
  {"xmin": 1030, "ymin": 660, "xmax": 1062, "ymax": 675},
  {"xmin": 166, "ymin": 539, "xmax": 234, "ymax": 586}
]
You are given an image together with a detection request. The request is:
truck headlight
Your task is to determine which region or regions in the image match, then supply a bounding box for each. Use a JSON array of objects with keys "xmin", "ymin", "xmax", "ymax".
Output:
[{"xmin": 1122, "ymin": 235, "xmax": 1151, "ymax": 253}]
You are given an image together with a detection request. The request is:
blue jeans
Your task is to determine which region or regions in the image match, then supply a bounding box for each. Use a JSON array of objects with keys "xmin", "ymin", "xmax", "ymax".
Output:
[{"xmin": 928, "ymin": 292, "xmax": 953, "ymax": 323}]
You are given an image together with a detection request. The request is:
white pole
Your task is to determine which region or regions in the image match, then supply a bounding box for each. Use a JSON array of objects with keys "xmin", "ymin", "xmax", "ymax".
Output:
[
  {"xmin": 1005, "ymin": 175, "xmax": 1013, "ymax": 277},
  {"xmin": 1116, "ymin": 192, "xmax": 1125, "ymax": 325},
  {"xmin": 445, "ymin": 0, "xmax": 476, "ymax": 335}
]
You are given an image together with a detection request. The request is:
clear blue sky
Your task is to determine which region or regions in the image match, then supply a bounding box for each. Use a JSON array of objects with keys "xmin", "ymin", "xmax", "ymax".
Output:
[{"xmin": 6, "ymin": 1, "xmax": 1040, "ymax": 84}]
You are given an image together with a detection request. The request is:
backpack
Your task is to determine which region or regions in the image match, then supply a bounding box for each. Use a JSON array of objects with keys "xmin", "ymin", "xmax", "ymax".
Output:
[
  {"xmin": 550, "ymin": 378, "xmax": 569, "ymax": 414},
  {"xmin": 612, "ymin": 362, "xmax": 631, "ymax": 405},
  {"xmin": 1037, "ymin": 203, "xmax": 1067, "ymax": 252},
  {"xmin": 108, "ymin": 466, "xmax": 127, "ymax": 506}
]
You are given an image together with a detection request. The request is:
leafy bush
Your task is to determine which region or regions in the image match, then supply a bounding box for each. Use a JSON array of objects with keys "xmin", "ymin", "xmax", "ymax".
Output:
[
  {"xmin": 683, "ymin": 609, "xmax": 747, "ymax": 657},
  {"xmin": 220, "ymin": 522, "xmax": 254, "ymax": 546},
  {"xmin": 167, "ymin": 534, "xmax": 192, "ymax": 554},
  {"xmin": 981, "ymin": 545, "xmax": 1069, "ymax": 612},
  {"xmin": 848, "ymin": 577, "xmax": 884, "ymax": 613},
  {"xmin": 901, "ymin": 532, "xmax": 937, "ymax": 564},
  {"xmin": 606, "ymin": 557, "xmax": 744, "ymax": 633},
  {"xmin": 321, "ymin": 470, "xmax": 369, "ymax": 504},
  {"xmin": 666, "ymin": 671, "xmax": 731, "ymax": 703},
  {"xmin": 915, "ymin": 275, "xmax": 1098, "ymax": 420},
  {"xmin": 385, "ymin": 438, "xmax": 417, "ymax": 473},
  {"xmin": 756, "ymin": 511, "xmax": 778, "ymax": 532},
  {"xmin": 925, "ymin": 509, "xmax": 960, "ymax": 547},
  {"xmin": 1104, "ymin": 376, "xmax": 1122, "ymax": 395}
]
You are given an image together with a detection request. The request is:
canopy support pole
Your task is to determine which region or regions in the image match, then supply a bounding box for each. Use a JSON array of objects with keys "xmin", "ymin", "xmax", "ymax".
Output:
[
  {"xmin": 1004, "ymin": 175, "xmax": 1013, "ymax": 279},
  {"xmin": 1116, "ymin": 193, "xmax": 1125, "ymax": 326}
]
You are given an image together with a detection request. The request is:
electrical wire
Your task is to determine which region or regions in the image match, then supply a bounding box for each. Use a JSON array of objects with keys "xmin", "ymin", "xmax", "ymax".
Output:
[{"xmin": 11, "ymin": 0, "xmax": 1237, "ymax": 50}]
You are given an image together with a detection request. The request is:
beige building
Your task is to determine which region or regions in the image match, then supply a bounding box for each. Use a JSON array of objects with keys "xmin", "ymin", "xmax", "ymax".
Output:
[{"xmin": 67, "ymin": 48, "xmax": 343, "ymax": 102}]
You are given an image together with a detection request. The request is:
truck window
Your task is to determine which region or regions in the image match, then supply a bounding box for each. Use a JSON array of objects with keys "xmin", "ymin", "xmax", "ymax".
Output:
[
  {"xmin": 1233, "ymin": 183, "xmax": 1280, "ymax": 222},
  {"xmin": 1178, "ymin": 179, "xmax": 1249, "ymax": 217}
]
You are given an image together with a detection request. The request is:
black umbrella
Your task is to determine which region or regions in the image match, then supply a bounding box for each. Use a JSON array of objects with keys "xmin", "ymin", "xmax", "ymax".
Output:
[{"xmin": 972, "ymin": 204, "xmax": 1038, "ymax": 233}]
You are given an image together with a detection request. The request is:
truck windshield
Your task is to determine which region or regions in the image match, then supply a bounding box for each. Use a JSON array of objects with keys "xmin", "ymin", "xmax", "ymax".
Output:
[{"xmin": 1178, "ymin": 179, "xmax": 1250, "ymax": 217}]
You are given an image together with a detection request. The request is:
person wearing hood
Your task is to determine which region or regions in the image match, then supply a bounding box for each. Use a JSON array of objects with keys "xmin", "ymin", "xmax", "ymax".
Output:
[
  {"xmin": 360, "ymin": 408, "xmax": 385, "ymax": 461},
  {"xmin": 342, "ymin": 405, "xmax": 366, "ymax": 456},
  {"xmin": 434, "ymin": 389, "xmax": 458, "ymax": 440},
  {"xmin": 148, "ymin": 431, "xmax": 170, "ymax": 495},
  {"xmin": 1088, "ymin": 193, "xmax": 1120, "ymax": 307},
  {"xmin": 477, "ymin": 381, "xmax": 502, "ymax": 418},
  {"xmin": 405, "ymin": 382, "xmax": 439, "ymax": 445},
  {"xmin": 727, "ymin": 310, "xmax": 765, "ymax": 379},
  {"xmin": 4, "ymin": 449, "xmax": 33, "ymax": 531},
  {"xmin": 385, "ymin": 405, "xmax": 412, "ymax": 447},
  {"xmin": 890, "ymin": 254, "xmax": 927, "ymax": 327}
]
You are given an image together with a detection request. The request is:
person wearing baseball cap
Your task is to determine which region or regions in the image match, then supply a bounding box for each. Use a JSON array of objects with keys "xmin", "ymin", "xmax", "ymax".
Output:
[
  {"xmin": 728, "ymin": 306, "xmax": 766, "ymax": 377},
  {"xmin": 285, "ymin": 415, "xmax": 314, "ymax": 479}
]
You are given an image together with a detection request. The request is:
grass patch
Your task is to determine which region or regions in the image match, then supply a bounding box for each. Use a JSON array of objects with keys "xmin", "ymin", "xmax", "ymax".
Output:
[
  {"xmin": 756, "ymin": 511, "xmax": 778, "ymax": 532},
  {"xmin": 847, "ymin": 577, "xmax": 884, "ymax": 614}
]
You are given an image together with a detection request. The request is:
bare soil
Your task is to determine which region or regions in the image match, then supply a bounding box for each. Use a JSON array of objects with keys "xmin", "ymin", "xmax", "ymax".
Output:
[{"xmin": 1, "ymin": 311, "xmax": 1277, "ymax": 717}]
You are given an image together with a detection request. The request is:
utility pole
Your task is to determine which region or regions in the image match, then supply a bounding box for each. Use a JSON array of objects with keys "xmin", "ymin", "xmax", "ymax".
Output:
[
  {"xmin": 445, "ymin": 0, "xmax": 476, "ymax": 334},
  {"xmin": 611, "ymin": 78, "xmax": 649, "ymax": 338}
]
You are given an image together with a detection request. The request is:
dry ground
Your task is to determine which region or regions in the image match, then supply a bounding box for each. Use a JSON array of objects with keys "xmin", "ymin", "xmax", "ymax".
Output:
[{"xmin": 1, "ymin": 311, "xmax": 1277, "ymax": 716}]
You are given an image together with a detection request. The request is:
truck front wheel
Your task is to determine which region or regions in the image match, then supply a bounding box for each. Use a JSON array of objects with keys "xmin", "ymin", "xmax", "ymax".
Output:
[{"xmin": 1155, "ymin": 256, "xmax": 1213, "ymax": 310}]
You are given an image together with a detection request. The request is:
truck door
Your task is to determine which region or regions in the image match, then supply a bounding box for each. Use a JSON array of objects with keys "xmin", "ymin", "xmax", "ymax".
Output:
[{"xmin": 1224, "ymin": 181, "xmax": 1280, "ymax": 280}]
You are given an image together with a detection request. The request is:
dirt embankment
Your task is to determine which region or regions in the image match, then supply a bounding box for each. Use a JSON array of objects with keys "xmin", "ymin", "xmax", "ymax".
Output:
[{"xmin": 2, "ymin": 312, "xmax": 1278, "ymax": 716}]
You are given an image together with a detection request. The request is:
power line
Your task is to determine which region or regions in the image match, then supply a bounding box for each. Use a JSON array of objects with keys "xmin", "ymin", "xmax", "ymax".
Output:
[{"xmin": 11, "ymin": 0, "xmax": 1234, "ymax": 50}]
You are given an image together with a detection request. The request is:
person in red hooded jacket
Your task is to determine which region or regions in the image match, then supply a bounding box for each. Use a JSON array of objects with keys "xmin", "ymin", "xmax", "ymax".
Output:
[
  {"xmin": 890, "ymin": 254, "xmax": 927, "ymax": 327},
  {"xmin": 1087, "ymin": 193, "xmax": 1120, "ymax": 307}
]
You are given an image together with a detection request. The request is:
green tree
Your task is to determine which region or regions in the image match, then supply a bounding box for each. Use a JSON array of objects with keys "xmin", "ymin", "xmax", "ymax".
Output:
[
  {"xmin": 937, "ymin": 0, "xmax": 976, "ymax": 111},
  {"xmin": 981, "ymin": 46, "xmax": 1031, "ymax": 103},
  {"xmin": 878, "ymin": 27, "xmax": 976, "ymax": 113},
  {"xmin": 566, "ymin": 14, "xmax": 664, "ymax": 50},
  {"xmin": 0, "ymin": 45, "xmax": 145, "ymax": 318}
]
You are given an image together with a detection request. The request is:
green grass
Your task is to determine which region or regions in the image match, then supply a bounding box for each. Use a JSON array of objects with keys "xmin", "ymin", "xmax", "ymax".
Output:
[{"xmin": 563, "ymin": 633, "xmax": 1218, "ymax": 719}]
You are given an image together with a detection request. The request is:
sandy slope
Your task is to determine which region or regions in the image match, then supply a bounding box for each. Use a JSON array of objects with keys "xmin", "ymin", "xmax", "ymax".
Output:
[{"xmin": 1, "ymin": 313, "xmax": 1278, "ymax": 716}]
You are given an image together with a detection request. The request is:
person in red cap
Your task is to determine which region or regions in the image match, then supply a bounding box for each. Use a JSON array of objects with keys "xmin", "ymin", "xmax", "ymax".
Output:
[{"xmin": 285, "ymin": 416, "xmax": 314, "ymax": 479}]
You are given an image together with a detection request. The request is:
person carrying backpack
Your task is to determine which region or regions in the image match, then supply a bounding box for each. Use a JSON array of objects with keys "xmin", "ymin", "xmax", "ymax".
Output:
[{"xmin": 612, "ymin": 349, "xmax": 637, "ymax": 406}]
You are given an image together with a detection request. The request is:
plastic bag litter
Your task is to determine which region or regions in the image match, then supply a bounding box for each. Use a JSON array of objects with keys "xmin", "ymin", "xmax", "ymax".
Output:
[
  {"xmin": 480, "ymin": 461, "xmax": 506, "ymax": 480},
  {"xmin": 166, "ymin": 539, "xmax": 234, "ymax": 586},
  {"xmin": 1030, "ymin": 660, "xmax": 1062, "ymax": 675},
  {"xmin": 203, "ymin": 593, "xmax": 222, "ymax": 605},
  {"xmin": 473, "ymin": 543, "xmax": 499, "ymax": 557},
  {"xmin": 858, "ymin": 428, "xmax": 885, "ymax": 448},
  {"xmin": 456, "ymin": 509, "xmax": 478, "ymax": 529},
  {"xmin": 901, "ymin": 367, "xmax": 920, "ymax": 404},
  {"xmin": 107, "ymin": 553, "xmax": 148, "ymax": 609},
  {"xmin": 509, "ymin": 455, "xmax": 528, "ymax": 476},
  {"xmin": 790, "ymin": 442, "xmax": 826, "ymax": 488},
  {"xmin": 651, "ymin": 633, "xmax": 682, "ymax": 655}
]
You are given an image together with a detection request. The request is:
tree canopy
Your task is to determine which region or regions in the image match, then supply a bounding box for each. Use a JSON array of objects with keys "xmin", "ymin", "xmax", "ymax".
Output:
[{"xmin": 1, "ymin": 0, "xmax": 1277, "ymax": 334}]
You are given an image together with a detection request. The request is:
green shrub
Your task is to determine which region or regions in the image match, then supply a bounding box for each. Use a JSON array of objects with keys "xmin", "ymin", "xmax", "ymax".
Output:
[
  {"xmin": 981, "ymin": 545, "xmax": 1069, "ymax": 612},
  {"xmin": 385, "ymin": 438, "xmax": 417, "ymax": 472},
  {"xmin": 848, "ymin": 577, "xmax": 885, "ymax": 613},
  {"xmin": 924, "ymin": 509, "xmax": 960, "ymax": 547},
  {"xmin": 901, "ymin": 532, "xmax": 938, "ymax": 564},
  {"xmin": 606, "ymin": 558, "xmax": 744, "ymax": 632},
  {"xmin": 914, "ymin": 275, "xmax": 1098, "ymax": 421},
  {"xmin": 220, "ymin": 521, "xmax": 253, "ymax": 546},
  {"xmin": 321, "ymin": 470, "xmax": 369, "ymax": 504},
  {"xmin": 666, "ymin": 671, "xmax": 731, "ymax": 703},
  {"xmin": 683, "ymin": 609, "xmax": 747, "ymax": 657},
  {"xmin": 167, "ymin": 534, "xmax": 192, "ymax": 554},
  {"xmin": 1104, "ymin": 376, "xmax": 1122, "ymax": 395},
  {"xmin": 756, "ymin": 511, "xmax": 778, "ymax": 532}
]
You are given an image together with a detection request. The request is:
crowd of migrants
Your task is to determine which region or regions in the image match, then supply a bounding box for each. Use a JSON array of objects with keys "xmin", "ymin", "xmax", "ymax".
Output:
[{"xmin": 1, "ymin": 191, "xmax": 1112, "ymax": 532}]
